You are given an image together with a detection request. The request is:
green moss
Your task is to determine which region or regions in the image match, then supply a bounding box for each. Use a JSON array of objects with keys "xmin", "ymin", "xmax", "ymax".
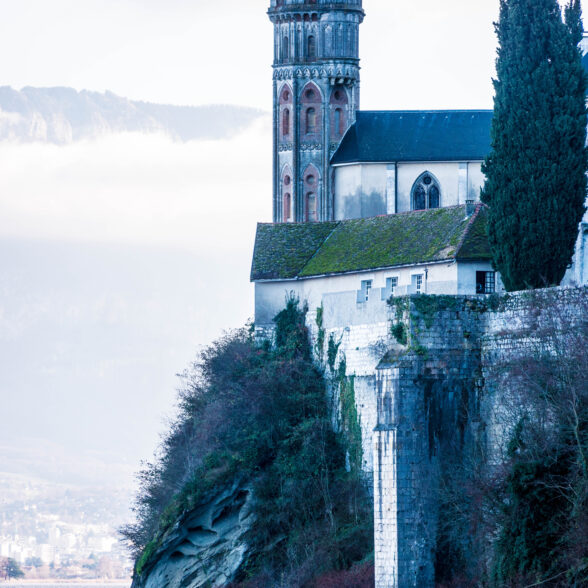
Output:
[
  {"xmin": 333, "ymin": 360, "xmax": 363, "ymax": 476},
  {"xmin": 301, "ymin": 206, "xmax": 473, "ymax": 277},
  {"xmin": 412, "ymin": 295, "xmax": 462, "ymax": 328},
  {"xmin": 391, "ymin": 322, "xmax": 408, "ymax": 345},
  {"xmin": 455, "ymin": 206, "xmax": 491, "ymax": 260},
  {"xmin": 388, "ymin": 296, "xmax": 409, "ymax": 346},
  {"xmin": 251, "ymin": 222, "xmax": 338, "ymax": 280},
  {"xmin": 252, "ymin": 205, "xmax": 492, "ymax": 281},
  {"xmin": 327, "ymin": 333, "xmax": 342, "ymax": 372},
  {"xmin": 340, "ymin": 376, "xmax": 363, "ymax": 475},
  {"xmin": 136, "ymin": 540, "xmax": 157, "ymax": 576}
]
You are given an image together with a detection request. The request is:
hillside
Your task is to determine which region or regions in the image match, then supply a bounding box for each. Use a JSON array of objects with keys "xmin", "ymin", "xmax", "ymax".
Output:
[{"xmin": 0, "ymin": 86, "xmax": 265, "ymax": 144}]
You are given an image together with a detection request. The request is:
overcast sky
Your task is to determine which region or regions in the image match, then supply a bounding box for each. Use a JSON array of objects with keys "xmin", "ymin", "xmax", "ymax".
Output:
[
  {"xmin": 0, "ymin": 0, "xmax": 520, "ymax": 496},
  {"xmin": 0, "ymin": 0, "xmax": 500, "ymax": 110}
]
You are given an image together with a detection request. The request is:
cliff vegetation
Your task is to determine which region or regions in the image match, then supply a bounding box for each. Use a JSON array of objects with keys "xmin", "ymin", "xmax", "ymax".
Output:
[{"xmin": 122, "ymin": 298, "xmax": 373, "ymax": 587}]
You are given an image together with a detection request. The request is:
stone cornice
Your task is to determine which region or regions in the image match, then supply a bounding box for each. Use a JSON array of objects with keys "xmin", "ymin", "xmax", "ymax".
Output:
[
  {"xmin": 268, "ymin": 4, "xmax": 365, "ymax": 23},
  {"xmin": 273, "ymin": 63, "xmax": 360, "ymax": 81}
]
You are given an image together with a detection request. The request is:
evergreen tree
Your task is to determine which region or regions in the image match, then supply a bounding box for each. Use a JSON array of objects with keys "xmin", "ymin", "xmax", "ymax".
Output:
[{"xmin": 481, "ymin": 0, "xmax": 587, "ymax": 291}]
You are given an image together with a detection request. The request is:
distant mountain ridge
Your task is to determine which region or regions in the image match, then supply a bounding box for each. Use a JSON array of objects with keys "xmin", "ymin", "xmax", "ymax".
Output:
[{"xmin": 0, "ymin": 86, "xmax": 266, "ymax": 144}]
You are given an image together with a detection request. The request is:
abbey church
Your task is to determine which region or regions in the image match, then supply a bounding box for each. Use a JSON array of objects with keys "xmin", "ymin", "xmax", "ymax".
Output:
[
  {"xmin": 248, "ymin": 3, "xmax": 588, "ymax": 587},
  {"xmin": 252, "ymin": 0, "xmax": 588, "ymax": 321}
]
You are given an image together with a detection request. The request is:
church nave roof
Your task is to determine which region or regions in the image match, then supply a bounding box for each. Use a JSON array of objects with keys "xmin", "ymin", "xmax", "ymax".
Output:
[{"xmin": 331, "ymin": 110, "xmax": 493, "ymax": 165}]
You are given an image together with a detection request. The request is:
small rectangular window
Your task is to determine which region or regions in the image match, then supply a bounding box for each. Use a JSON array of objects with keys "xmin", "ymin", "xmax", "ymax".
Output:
[
  {"xmin": 485, "ymin": 272, "xmax": 496, "ymax": 293},
  {"xmin": 411, "ymin": 274, "xmax": 424, "ymax": 294},
  {"xmin": 357, "ymin": 279, "xmax": 373, "ymax": 303},
  {"xmin": 381, "ymin": 276, "xmax": 399, "ymax": 300},
  {"xmin": 387, "ymin": 277, "xmax": 398, "ymax": 295},
  {"xmin": 361, "ymin": 279, "xmax": 372, "ymax": 301},
  {"xmin": 476, "ymin": 271, "xmax": 496, "ymax": 294}
]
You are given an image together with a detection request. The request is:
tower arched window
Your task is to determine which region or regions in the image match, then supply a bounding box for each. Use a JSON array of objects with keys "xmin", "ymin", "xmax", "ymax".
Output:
[
  {"xmin": 334, "ymin": 108, "xmax": 343, "ymax": 136},
  {"xmin": 330, "ymin": 87, "xmax": 348, "ymax": 139},
  {"xmin": 306, "ymin": 107, "xmax": 317, "ymax": 134},
  {"xmin": 283, "ymin": 192, "xmax": 291, "ymax": 222},
  {"xmin": 306, "ymin": 193, "xmax": 317, "ymax": 222},
  {"xmin": 282, "ymin": 109, "xmax": 290, "ymax": 136},
  {"xmin": 411, "ymin": 173, "xmax": 441, "ymax": 210},
  {"xmin": 307, "ymin": 35, "xmax": 316, "ymax": 59},
  {"xmin": 282, "ymin": 35, "xmax": 289, "ymax": 61}
]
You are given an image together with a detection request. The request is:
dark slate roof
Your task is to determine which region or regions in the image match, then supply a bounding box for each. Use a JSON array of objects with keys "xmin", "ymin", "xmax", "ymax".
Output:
[
  {"xmin": 331, "ymin": 110, "xmax": 493, "ymax": 165},
  {"xmin": 251, "ymin": 204, "xmax": 491, "ymax": 281}
]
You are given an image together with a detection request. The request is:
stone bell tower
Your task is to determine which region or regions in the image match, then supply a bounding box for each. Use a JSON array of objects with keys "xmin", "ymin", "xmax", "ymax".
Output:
[{"xmin": 268, "ymin": 0, "xmax": 364, "ymax": 223}]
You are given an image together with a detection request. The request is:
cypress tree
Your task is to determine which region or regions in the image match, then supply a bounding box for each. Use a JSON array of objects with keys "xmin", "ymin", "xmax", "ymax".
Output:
[{"xmin": 481, "ymin": 0, "xmax": 587, "ymax": 291}]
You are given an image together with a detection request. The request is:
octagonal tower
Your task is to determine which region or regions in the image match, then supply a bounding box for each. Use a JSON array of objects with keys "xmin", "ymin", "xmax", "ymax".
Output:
[{"xmin": 268, "ymin": 0, "xmax": 364, "ymax": 222}]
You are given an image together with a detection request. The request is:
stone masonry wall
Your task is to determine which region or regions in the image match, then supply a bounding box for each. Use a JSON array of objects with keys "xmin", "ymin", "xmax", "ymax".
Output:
[{"xmin": 255, "ymin": 286, "xmax": 587, "ymax": 587}]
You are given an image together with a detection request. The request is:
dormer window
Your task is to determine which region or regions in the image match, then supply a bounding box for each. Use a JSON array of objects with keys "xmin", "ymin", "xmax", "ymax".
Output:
[{"xmin": 412, "ymin": 173, "xmax": 441, "ymax": 210}]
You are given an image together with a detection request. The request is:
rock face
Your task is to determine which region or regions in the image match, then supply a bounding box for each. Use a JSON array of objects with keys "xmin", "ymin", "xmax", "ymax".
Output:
[
  {"xmin": 0, "ymin": 86, "xmax": 265, "ymax": 144},
  {"xmin": 133, "ymin": 482, "xmax": 254, "ymax": 588}
]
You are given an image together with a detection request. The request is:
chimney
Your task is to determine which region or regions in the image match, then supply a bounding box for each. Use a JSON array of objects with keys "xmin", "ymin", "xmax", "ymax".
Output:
[{"xmin": 465, "ymin": 200, "xmax": 476, "ymax": 218}]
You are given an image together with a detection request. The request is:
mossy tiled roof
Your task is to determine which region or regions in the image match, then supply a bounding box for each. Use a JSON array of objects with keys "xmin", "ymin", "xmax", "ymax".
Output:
[
  {"xmin": 251, "ymin": 205, "xmax": 490, "ymax": 281},
  {"xmin": 250, "ymin": 221, "xmax": 339, "ymax": 280}
]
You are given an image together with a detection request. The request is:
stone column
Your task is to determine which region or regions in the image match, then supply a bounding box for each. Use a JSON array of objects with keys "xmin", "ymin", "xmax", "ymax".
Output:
[{"xmin": 373, "ymin": 360, "xmax": 437, "ymax": 588}]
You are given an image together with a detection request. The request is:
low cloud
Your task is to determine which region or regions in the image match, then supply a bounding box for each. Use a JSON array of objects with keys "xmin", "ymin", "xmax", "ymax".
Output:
[
  {"xmin": 0, "ymin": 115, "xmax": 272, "ymax": 250},
  {"xmin": 0, "ymin": 118, "xmax": 273, "ymax": 479}
]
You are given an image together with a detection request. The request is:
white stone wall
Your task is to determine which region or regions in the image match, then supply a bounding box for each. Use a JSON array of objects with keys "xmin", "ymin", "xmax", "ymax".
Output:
[
  {"xmin": 457, "ymin": 261, "xmax": 505, "ymax": 294},
  {"xmin": 316, "ymin": 291, "xmax": 392, "ymax": 479},
  {"xmin": 334, "ymin": 163, "xmax": 389, "ymax": 219},
  {"xmin": 254, "ymin": 261, "xmax": 493, "ymax": 325},
  {"xmin": 333, "ymin": 161, "xmax": 485, "ymax": 220}
]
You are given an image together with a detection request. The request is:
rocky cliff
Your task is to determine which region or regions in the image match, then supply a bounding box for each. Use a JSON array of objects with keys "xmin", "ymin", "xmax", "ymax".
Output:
[{"xmin": 132, "ymin": 482, "xmax": 254, "ymax": 588}]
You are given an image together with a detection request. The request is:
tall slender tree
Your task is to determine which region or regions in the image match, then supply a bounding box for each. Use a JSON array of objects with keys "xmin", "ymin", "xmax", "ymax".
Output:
[{"xmin": 481, "ymin": 0, "xmax": 587, "ymax": 291}]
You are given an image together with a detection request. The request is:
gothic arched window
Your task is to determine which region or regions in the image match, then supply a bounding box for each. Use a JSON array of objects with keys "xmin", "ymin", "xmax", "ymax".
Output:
[
  {"xmin": 306, "ymin": 107, "xmax": 317, "ymax": 134},
  {"xmin": 308, "ymin": 35, "xmax": 316, "ymax": 59},
  {"xmin": 411, "ymin": 173, "xmax": 441, "ymax": 210},
  {"xmin": 282, "ymin": 35, "xmax": 289, "ymax": 61},
  {"xmin": 282, "ymin": 109, "xmax": 290, "ymax": 136}
]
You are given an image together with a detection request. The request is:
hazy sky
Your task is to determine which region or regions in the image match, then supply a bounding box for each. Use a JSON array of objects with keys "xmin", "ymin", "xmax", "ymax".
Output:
[
  {"xmin": 0, "ymin": 0, "xmax": 513, "ymax": 496},
  {"xmin": 0, "ymin": 0, "xmax": 500, "ymax": 110}
]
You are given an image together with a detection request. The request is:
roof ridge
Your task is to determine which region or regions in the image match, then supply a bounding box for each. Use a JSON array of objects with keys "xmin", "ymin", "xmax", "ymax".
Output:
[
  {"xmin": 337, "ymin": 204, "xmax": 466, "ymax": 224},
  {"xmin": 357, "ymin": 109, "xmax": 493, "ymax": 114},
  {"xmin": 454, "ymin": 203, "xmax": 486, "ymax": 258},
  {"xmin": 298, "ymin": 222, "xmax": 341, "ymax": 274}
]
